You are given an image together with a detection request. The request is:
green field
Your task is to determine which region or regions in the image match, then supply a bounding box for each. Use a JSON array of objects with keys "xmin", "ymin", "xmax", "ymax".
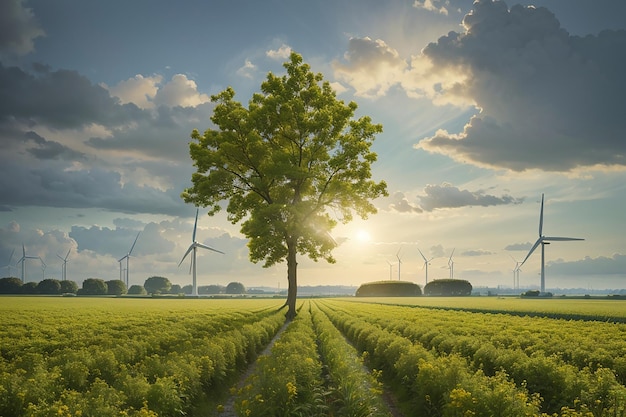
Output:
[
  {"xmin": 2, "ymin": 296, "xmax": 626, "ymax": 416},
  {"xmin": 345, "ymin": 295, "xmax": 626, "ymax": 321}
]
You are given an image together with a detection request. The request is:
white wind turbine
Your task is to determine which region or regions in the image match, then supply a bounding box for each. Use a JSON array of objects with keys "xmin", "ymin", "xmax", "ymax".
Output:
[
  {"xmin": 57, "ymin": 250, "xmax": 70, "ymax": 281},
  {"xmin": 509, "ymin": 255, "xmax": 522, "ymax": 289},
  {"xmin": 396, "ymin": 248, "xmax": 403, "ymax": 281},
  {"xmin": 519, "ymin": 194, "xmax": 584, "ymax": 293},
  {"xmin": 18, "ymin": 245, "xmax": 40, "ymax": 283},
  {"xmin": 40, "ymin": 258, "xmax": 47, "ymax": 280},
  {"xmin": 179, "ymin": 209, "xmax": 224, "ymax": 296},
  {"xmin": 418, "ymin": 248, "xmax": 435, "ymax": 285},
  {"xmin": 386, "ymin": 260, "xmax": 394, "ymax": 280},
  {"xmin": 448, "ymin": 248, "xmax": 456, "ymax": 279},
  {"xmin": 118, "ymin": 232, "xmax": 140, "ymax": 287},
  {"xmin": 2, "ymin": 249, "xmax": 16, "ymax": 277}
]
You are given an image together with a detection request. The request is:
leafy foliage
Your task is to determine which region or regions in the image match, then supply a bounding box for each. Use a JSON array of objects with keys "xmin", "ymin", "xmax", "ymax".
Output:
[
  {"xmin": 143, "ymin": 276, "xmax": 171, "ymax": 294},
  {"xmin": 356, "ymin": 280, "xmax": 422, "ymax": 297},
  {"xmin": 182, "ymin": 52, "xmax": 387, "ymax": 318}
]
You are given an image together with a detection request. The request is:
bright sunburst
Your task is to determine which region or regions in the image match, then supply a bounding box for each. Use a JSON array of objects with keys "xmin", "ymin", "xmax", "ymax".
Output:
[{"xmin": 355, "ymin": 229, "xmax": 372, "ymax": 243}]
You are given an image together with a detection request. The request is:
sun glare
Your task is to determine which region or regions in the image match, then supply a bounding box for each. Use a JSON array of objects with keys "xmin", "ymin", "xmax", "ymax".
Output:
[{"xmin": 355, "ymin": 229, "xmax": 372, "ymax": 243}]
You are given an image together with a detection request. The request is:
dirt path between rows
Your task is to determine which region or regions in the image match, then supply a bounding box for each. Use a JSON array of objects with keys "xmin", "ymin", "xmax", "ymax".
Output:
[
  {"xmin": 213, "ymin": 318, "xmax": 404, "ymax": 417},
  {"xmin": 215, "ymin": 321, "xmax": 290, "ymax": 417}
]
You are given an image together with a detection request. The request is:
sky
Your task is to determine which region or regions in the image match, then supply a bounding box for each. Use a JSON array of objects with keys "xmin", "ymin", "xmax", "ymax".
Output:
[{"xmin": 1, "ymin": 0, "xmax": 625, "ymax": 292}]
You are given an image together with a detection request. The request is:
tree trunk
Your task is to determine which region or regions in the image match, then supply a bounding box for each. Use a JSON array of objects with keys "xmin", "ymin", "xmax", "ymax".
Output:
[{"xmin": 285, "ymin": 237, "xmax": 298, "ymax": 320}]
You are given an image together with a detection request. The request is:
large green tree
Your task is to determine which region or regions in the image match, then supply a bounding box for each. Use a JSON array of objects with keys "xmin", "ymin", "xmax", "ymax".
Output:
[{"xmin": 182, "ymin": 53, "xmax": 387, "ymax": 319}]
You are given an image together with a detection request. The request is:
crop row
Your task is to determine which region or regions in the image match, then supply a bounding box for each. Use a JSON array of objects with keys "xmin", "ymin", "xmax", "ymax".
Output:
[
  {"xmin": 333, "ymin": 299, "xmax": 626, "ymax": 384},
  {"xmin": 0, "ymin": 298, "xmax": 285, "ymax": 417},
  {"xmin": 319, "ymin": 299, "xmax": 626, "ymax": 416},
  {"xmin": 233, "ymin": 301, "xmax": 392, "ymax": 417}
]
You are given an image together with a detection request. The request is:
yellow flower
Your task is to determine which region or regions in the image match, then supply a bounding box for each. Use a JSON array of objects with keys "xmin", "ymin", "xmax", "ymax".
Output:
[{"xmin": 286, "ymin": 381, "xmax": 298, "ymax": 400}]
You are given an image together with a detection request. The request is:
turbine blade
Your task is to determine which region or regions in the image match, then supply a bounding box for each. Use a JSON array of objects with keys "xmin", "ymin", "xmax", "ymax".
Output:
[
  {"xmin": 118, "ymin": 255, "xmax": 128, "ymax": 262},
  {"xmin": 65, "ymin": 249, "xmax": 71, "ymax": 260},
  {"xmin": 192, "ymin": 208, "xmax": 199, "ymax": 242},
  {"xmin": 539, "ymin": 193, "xmax": 544, "ymax": 237},
  {"xmin": 129, "ymin": 232, "xmax": 140, "ymax": 255},
  {"xmin": 543, "ymin": 236, "xmax": 584, "ymax": 241},
  {"xmin": 520, "ymin": 238, "xmax": 542, "ymax": 266},
  {"xmin": 22, "ymin": 244, "xmax": 26, "ymax": 257},
  {"xmin": 195, "ymin": 242, "xmax": 225, "ymax": 254},
  {"xmin": 178, "ymin": 245, "xmax": 195, "ymax": 266},
  {"xmin": 417, "ymin": 248, "xmax": 427, "ymax": 262}
]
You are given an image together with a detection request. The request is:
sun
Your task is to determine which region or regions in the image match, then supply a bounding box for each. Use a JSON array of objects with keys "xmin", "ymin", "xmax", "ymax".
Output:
[{"xmin": 355, "ymin": 229, "xmax": 372, "ymax": 243}]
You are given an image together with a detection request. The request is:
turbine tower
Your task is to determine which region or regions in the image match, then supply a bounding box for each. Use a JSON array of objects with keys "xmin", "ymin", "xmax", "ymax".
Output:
[
  {"xmin": 386, "ymin": 260, "xmax": 394, "ymax": 280},
  {"xmin": 396, "ymin": 248, "xmax": 402, "ymax": 281},
  {"xmin": 179, "ymin": 208, "xmax": 224, "ymax": 296},
  {"xmin": 418, "ymin": 248, "xmax": 435, "ymax": 285},
  {"xmin": 2, "ymin": 249, "xmax": 15, "ymax": 277},
  {"xmin": 17, "ymin": 245, "xmax": 39, "ymax": 283},
  {"xmin": 519, "ymin": 194, "xmax": 584, "ymax": 293},
  {"xmin": 57, "ymin": 250, "xmax": 70, "ymax": 281},
  {"xmin": 448, "ymin": 248, "xmax": 455, "ymax": 279},
  {"xmin": 39, "ymin": 258, "xmax": 47, "ymax": 280},
  {"xmin": 118, "ymin": 232, "xmax": 140, "ymax": 287},
  {"xmin": 509, "ymin": 255, "xmax": 521, "ymax": 289}
]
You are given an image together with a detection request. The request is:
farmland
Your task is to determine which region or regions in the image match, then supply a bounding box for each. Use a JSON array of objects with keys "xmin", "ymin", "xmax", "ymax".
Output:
[{"xmin": 2, "ymin": 297, "xmax": 626, "ymax": 416}]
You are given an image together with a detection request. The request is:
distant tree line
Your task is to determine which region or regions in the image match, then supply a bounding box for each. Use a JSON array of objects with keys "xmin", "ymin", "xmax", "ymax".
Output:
[{"xmin": 0, "ymin": 276, "xmax": 247, "ymax": 296}]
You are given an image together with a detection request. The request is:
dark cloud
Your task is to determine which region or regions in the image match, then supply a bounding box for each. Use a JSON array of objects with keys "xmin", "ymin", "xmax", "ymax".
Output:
[
  {"xmin": 0, "ymin": 63, "xmax": 145, "ymax": 129},
  {"xmin": 418, "ymin": 183, "xmax": 523, "ymax": 211},
  {"xmin": 415, "ymin": 0, "xmax": 626, "ymax": 171},
  {"xmin": 0, "ymin": 161, "xmax": 186, "ymax": 216},
  {"xmin": 0, "ymin": 0, "xmax": 44, "ymax": 56},
  {"xmin": 24, "ymin": 131, "xmax": 87, "ymax": 161}
]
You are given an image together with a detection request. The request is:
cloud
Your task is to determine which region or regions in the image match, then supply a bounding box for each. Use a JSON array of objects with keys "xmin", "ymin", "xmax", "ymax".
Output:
[
  {"xmin": 547, "ymin": 253, "xmax": 626, "ymax": 276},
  {"xmin": 0, "ymin": 0, "xmax": 45, "ymax": 56},
  {"xmin": 413, "ymin": 0, "xmax": 626, "ymax": 172},
  {"xmin": 387, "ymin": 191, "xmax": 422, "ymax": 213},
  {"xmin": 236, "ymin": 59, "xmax": 257, "ymax": 79},
  {"xmin": 417, "ymin": 183, "xmax": 523, "ymax": 211},
  {"xmin": 0, "ymin": 62, "xmax": 220, "ymax": 216},
  {"xmin": 106, "ymin": 74, "xmax": 162, "ymax": 109},
  {"xmin": 266, "ymin": 44, "xmax": 292, "ymax": 60},
  {"xmin": 333, "ymin": 37, "xmax": 408, "ymax": 98},
  {"xmin": 413, "ymin": 0, "xmax": 449, "ymax": 16},
  {"xmin": 505, "ymin": 242, "xmax": 533, "ymax": 251},
  {"xmin": 461, "ymin": 249, "xmax": 493, "ymax": 256}
]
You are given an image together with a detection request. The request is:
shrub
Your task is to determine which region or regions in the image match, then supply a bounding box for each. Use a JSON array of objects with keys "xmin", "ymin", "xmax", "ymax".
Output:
[{"xmin": 356, "ymin": 280, "xmax": 421, "ymax": 297}]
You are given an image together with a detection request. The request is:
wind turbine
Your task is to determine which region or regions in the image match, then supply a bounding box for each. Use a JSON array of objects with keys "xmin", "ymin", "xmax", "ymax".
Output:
[
  {"xmin": 17, "ymin": 245, "xmax": 39, "ymax": 283},
  {"xmin": 179, "ymin": 209, "xmax": 224, "ymax": 296},
  {"xmin": 57, "ymin": 250, "xmax": 70, "ymax": 281},
  {"xmin": 418, "ymin": 248, "xmax": 435, "ymax": 285},
  {"xmin": 448, "ymin": 248, "xmax": 455, "ymax": 279},
  {"xmin": 519, "ymin": 194, "xmax": 584, "ymax": 293},
  {"xmin": 396, "ymin": 248, "xmax": 402, "ymax": 281},
  {"xmin": 39, "ymin": 257, "xmax": 47, "ymax": 280},
  {"xmin": 2, "ymin": 249, "xmax": 15, "ymax": 277},
  {"xmin": 386, "ymin": 260, "xmax": 394, "ymax": 280},
  {"xmin": 509, "ymin": 255, "xmax": 522, "ymax": 289},
  {"xmin": 118, "ymin": 232, "xmax": 140, "ymax": 287}
]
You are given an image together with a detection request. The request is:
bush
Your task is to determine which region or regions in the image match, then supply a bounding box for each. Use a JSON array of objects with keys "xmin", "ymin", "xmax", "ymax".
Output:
[
  {"xmin": 128, "ymin": 285, "xmax": 147, "ymax": 295},
  {"xmin": 355, "ymin": 280, "xmax": 421, "ymax": 297},
  {"xmin": 0, "ymin": 277, "xmax": 23, "ymax": 294},
  {"xmin": 144, "ymin": 276, "xmax": 171, "ymax": 295},
  {"xmin": 79, "ymin": 278, "xmax": 108, "ymax": 295},
  {"xmin": 106, "ymin": 280, "xmax": 127, "ymax": 296},
  {"xmin": 424, "ymin": 279, "xmax": 472, "ymax": 296}
]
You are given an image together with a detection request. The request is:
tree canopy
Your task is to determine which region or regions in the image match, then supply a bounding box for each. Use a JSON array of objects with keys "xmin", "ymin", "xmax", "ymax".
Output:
[
  {"xmin": 182, "ymin": 52, "xmax": 387, "ymax": 319},
  {"xmin": 144, "ymin": 276, "xmax": 172, "ymax": 295}
]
